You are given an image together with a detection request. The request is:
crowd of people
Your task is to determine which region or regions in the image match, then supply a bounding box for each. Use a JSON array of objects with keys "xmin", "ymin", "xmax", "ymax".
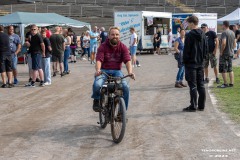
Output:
[
  {"xmin": 0, "ymin": 24, "xmax": 141, "ymax": 88},
  {"xmin": 172, "ymin": 16, "xmax": 236, "ymax": 112}
]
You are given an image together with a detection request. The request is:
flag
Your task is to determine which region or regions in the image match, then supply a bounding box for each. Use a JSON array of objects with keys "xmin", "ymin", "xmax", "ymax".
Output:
[{"xmin": 147, "ymin": 17, "xmax": 153, "ymax": 26}]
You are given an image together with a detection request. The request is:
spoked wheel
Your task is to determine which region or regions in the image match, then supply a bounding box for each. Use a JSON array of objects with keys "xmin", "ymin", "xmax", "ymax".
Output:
[
  {"xmin": 99, "ymin": 110, "xmax": 107, "ymax": 129},
  {"xmin": 111, "ymin": 97, "xmax": 126, "ymax": 143}
]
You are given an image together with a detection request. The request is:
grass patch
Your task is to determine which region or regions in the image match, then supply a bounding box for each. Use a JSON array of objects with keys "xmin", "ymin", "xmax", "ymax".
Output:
[{"xmin": 212, "ymin": 67, "xmax": 240, "ymax": 122}]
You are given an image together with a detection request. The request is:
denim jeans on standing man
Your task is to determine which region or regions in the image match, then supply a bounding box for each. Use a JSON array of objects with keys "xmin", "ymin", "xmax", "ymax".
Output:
[{"xmin": 91, "ymin": 69, "xmax": 130, "ymax": 110}]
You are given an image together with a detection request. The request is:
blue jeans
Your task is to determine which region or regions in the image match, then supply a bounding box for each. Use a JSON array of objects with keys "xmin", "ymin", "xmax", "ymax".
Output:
[
  {"xmin": 42, "ymin": 57, "xmax": 51, "ymax": 83},
  {"xmin": 83, "ymin": 47, "xmax": 90, "ymax": 58},
  {"xmin": 176, "ymin": 66, "xmax": 185, "ymax": 82},
  {"xmin": 91, "ymin": 69, "xmax": 130, "ymax": 110},
  {"xmin": 64, "ymin": 46, "xmax": 71, "ymax": 72}
]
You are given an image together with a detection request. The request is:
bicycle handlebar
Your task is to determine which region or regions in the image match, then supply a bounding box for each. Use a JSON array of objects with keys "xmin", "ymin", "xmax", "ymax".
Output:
[{"xmin": 101, "ymin": 72, "xmax": 135, "ymax": 80}]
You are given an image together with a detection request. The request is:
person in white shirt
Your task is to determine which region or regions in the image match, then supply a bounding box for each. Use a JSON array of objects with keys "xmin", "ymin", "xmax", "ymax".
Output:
[
  {"xmin": 81, "ymin": 31, "xmax": 91, "ymax": 61},
  {"xmin": 129, "ymin": 27, "xmax": 137, "ymax": 67}
]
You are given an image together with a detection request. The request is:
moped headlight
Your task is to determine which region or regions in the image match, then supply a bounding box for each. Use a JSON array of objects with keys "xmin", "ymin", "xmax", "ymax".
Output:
[{"xmin": 116, "ymin": 78, "xmax": 121, "ymax": 84}]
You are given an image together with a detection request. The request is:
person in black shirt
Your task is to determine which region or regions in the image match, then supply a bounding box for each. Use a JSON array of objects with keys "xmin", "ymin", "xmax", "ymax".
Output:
[
  {"xmin": 68, "ymin": 28, "xmax": 77, "ymax": 63},
  {"xmin": 25, "ymin": 24, "xmax": 45, "ymax": 87},
  {"xmin": 201, "ymin": 23, "xmax": 220, "ymax": 84},
  {"xmin": 156, "ymin": 28, "xmax": 162, "ymax": 55},
  {"xmin": 0, "ymin": 26, "xmax": 14, "ymax": 88},
  {"xmin": 100, "ymin": 27, "xmax": 108, "ymax": 44},
  {"xmin": 153, "ymin": 33, "xmax": 160, "ymax": 55},
  {"xmin": 183, "ymin": 16, "xmax": 207, "ymax": 112}
]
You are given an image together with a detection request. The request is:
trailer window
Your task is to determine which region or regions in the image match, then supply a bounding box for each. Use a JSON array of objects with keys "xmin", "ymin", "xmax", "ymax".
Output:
[{"xmin": 144, "ymin": 17, "xmax": 170, "ymax": 36}]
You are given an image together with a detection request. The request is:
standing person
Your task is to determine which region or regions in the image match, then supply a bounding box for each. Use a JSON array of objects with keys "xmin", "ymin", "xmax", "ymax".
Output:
[
  {"xmin": 218, "ymin": 21, "xmax": 236, "ymax": 88},
  {"xmin": 41, "ymin": 30, "xmax": 52, "ymax": 85},
  {"xmin": 129, "ymin": 27, "xmax": 138, "ymax": 67},
  {"xmin": 168, "ymin": 28, "xmax": 173, "ymax": 51},
  {"xmin": 230, "ymin": 25, "xmax": 239, "ymax": 60},
  {"xmin": 91, "ymin": 26, "xmax": 135, "ymax": 112},
  {"xmin": 201, "ymin": 23, "xmax": 220, "ymax": 84},
  {"xmin": 156, "ymin": 28, "xmax": 162, "ymax": 55},
  {"xmin": 8, "ymin": 26, "xmax": 21, "ymax": 85},
  {"xmin": 80, "ymin": 32, "xmax": 85, "ymax": 60},
  {"xmin": 236, "ymin": 25, "xmax": 240, "ymax": 59},
  {"xmin": 25, "ymin": 27, "xmax": 33, "ymax": 82},
  {"xmin": 25, "ymin": 25, "xmax": 45, "ymax": 87},
  {"xmin": 0, "ymin": 26, "xmax": 14, "ymax": 88},
  {"xmin": 50, "ymin": 26, "xmax": 65, "ymax": 77},
  {"xmin": 63, "ymin": 29, "xmax": 71, "ymax": 74},
  {"xmin": 153, "ymin": 33, "xmax": 159, "ymax": 55},
  {"xmin": 90, "ymin": 26, "xmax": 100, "ymax": 64},
  {"xmin": 100, "ymin": 27, "xmax": 108, "ymax": 44},
  {"xmin": 81, "ymin": 31, "xmax": 91, "ymax": 61},
  {"xmin": 68, "ymin": 28, "xmax": 77, "ymax": 63},
  {"xmin": 183, "ymin": 16, "xmax": 207, "ymax": 112},
  {"xmin": 233, "ymin": 25, "xmax": 240, "ymax": 59},
  {"xmin": 25, "ymin": 27, "xmax": 41, "ymax": 83},
  {"xmin": 45, "ymin": 27, "xmax": 52, "ymax": 39},
  {"xmin": 80, "ymin": 32, "xmax": 87, "ymax": 61},
  {"xmin": 174, "ymin": 29, "xmax": 187, "ymax": 88}
]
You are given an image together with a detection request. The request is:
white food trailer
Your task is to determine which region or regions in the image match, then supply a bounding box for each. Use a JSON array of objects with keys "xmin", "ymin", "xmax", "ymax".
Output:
[{"xmin": 114, "ymin": 11, "xmax": 172, "ymax": 53}]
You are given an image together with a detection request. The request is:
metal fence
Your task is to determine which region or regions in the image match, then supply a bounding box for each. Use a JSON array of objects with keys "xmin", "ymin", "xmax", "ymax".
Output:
[
  {"xmin": 35, "ymin": 0, "xmax": 240, "ymax": 6},
  {"xmin": 0, "ymin": 1, "xmax": 236, "ymax": 17}
]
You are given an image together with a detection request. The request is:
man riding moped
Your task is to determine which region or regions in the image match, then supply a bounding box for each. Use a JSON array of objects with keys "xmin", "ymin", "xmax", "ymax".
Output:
[{"xmin": 91, "ymin": 26, "xmax": 135, "ymax": 112}]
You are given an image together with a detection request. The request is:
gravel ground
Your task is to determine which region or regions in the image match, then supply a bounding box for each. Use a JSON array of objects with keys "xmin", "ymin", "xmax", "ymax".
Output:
[{"xmin": 0, "ymin": 55, "xmax": 239, "ymax": 160}]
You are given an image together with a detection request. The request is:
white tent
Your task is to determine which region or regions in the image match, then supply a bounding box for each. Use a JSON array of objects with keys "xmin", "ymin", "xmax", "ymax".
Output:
[{"xmin": 218, "ymin": 8, "xmax": 240, "ymax": 24}]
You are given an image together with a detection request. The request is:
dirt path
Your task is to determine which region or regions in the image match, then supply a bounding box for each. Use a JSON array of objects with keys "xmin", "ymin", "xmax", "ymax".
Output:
[{"xmin": 0, "ymin": 55, "xmax": 239, "ymax": 160}]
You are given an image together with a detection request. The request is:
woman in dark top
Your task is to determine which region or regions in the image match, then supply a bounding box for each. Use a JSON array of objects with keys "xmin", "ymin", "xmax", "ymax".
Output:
[
  {"xmin": 68, "ymin": 28, "xmax": 77, "ymax": 63},
  {"xmin": 156, "ymin": 28, "xmax": 162, "ymax": 55},
  {"xmin": 174, "ymin": 29, "xmax": 187, "ymax": 88},
  {"xmin": 153, "ymin": 33, "xmax": 159, "ymax": 55}
]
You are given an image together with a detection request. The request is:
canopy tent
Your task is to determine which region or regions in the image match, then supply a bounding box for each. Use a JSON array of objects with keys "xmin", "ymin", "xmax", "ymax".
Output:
[
  {"xmin": 0, "ymin": 12, "xmax": 91, "ymax": 43},
  {"xmin": 218, "ymin": 8, "xmax": 240, "ymax": 24}
]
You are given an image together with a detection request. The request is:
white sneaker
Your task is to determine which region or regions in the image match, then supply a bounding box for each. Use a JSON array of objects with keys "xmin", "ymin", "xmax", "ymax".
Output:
[
  {"xmin": 82, "ymin": 57, "xmax": 87, "ymax": 61},
  {"xmin": 137, "ymin": 64, "xmax": 141, "ymax": 67},
  {"xmin": 44, "ymin": 82, "xmax": 51, "ymax": 86}
]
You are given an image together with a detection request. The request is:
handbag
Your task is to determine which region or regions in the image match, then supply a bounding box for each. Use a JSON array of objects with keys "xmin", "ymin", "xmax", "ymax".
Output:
[{"xmin": 174, "ymin": 52, "xmax": 179, "ymax": 60}]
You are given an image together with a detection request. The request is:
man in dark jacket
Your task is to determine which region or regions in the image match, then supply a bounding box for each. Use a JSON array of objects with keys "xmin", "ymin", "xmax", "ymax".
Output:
[{"xmin": 183, "ymin": 16, "xmax": 207, "ymax": 112}]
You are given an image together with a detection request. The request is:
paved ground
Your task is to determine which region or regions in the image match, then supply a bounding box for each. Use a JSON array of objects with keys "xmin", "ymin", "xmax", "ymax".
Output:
[{"xmin": 0, "ymin": 55, "xmax": 240, "ymax": 160}]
